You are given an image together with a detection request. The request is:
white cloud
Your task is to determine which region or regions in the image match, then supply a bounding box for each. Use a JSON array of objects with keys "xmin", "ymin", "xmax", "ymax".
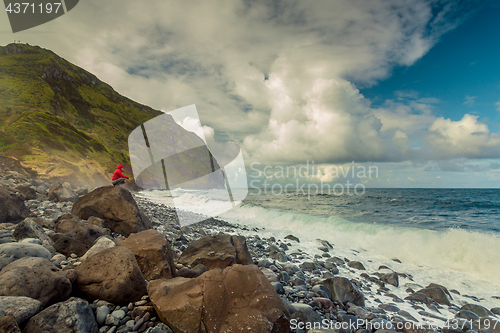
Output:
[
  {"xmin": 1, "ymin": 0, "xmax": 491, "ymax": 166},
  {"xmin": 463, "ymin": 95, "xmax": 477, "ymax": 106}
]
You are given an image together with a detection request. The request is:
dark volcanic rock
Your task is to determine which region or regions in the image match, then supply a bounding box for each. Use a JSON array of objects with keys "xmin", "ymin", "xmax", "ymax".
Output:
[
  {"xmin": 148, "ymin": 264, "xmax": 289, "ymax": 333},
  {"xmin": 23, "ymin": 297, "xmax": 98, "ymax": 333},
  {"xmin": 71, "ymin": 186, "xmax": 151, "ymax": 236},
  {"xmin": 0, "ymin": 187, "xmax": 29, "ymax": 223},
  {"xmin": 0, "ymin": 257, "xmax": 71, "ymax": 307},
  {"xmin": 75, "ymin": 246, "xmax": 147, "ymax": 304},
  {"xmin": 322, "ymin": 276, "xmax": 365, "ymax": 306},
  {"xmin": 118, "ymin": 229, "xmax": 176, "ymax": 280},
  {"xmin": 178, "ymin": 234, "xmax": 253, "ymax": 270},
  {"xmin": 51, "ymin": 227, "xmax": 104, "ymax": 257}
]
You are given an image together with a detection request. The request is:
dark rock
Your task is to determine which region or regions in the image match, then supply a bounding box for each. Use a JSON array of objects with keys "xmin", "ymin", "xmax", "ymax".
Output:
[
  {"xmin": 178, "ymin": 234, "xmax": 252, "ymax": 270},
  {"xmin": 71, "ymin": 186, "xmax": 152, "ymax": 237},
  {"xmin": 24, "ymin": 297, "xmax": 98, "ymax": 333},
  {"xmin": 48, "ymin": 182, "xmax": 79, "ymax": 202},
  {"xmin": 404, "ymin": 292, "xmax": 430, "ymax": 304},
  {"xmin": 284, "ymin": 235, "xmax": 300, "ymax": 242},
  {"xmin": 461, "ymin": 304, "xmax": 494, "ymax": 318},
  {"xmin": 417, "ymin": 286, "xmax": 451, "ymax": 305},
  {"xmin": 51, "ymin": 227, "xmax": 104, "ymax": 257},
  {"xmin": 12, "ymin": 219, "xmax": 52, "ymax": 244},
  {"xmin": 148, "ymin": 264, "xmax": 289, "ymax": 333},
  {"xmin": 0, "ymin": 257, "xmax": 71, "ymax": 307},
  {"xmin": 0, "ymin": 187, "xmax": 29, "ymax": 223},
  {"xmin": 14, "ymin": 186, "xmax": 36, "ymax": 200},
  {"xmin": 322, "ymin": 276, "xmax": 365, "ymax": 306},
  {"xmin": 76, "ymin": 246, "xmax": 147, "ymax": 304},
  {"xmin": 348, "ymin": 261, "xmax": 366, "ymax": 270},
  {"xmin": 176, "ymin": 264, "xmax": 207, "ymax": 278},
  {"xmin": 381, "ymin": 272, "xmax": 399, "ymax": 287},
  {"xmin": 118, "ymin": 229, "xmax": 176, "ymax": 280},
  {"xmin": 0, "ymin": 296, "xmax": 42, "ymax": 326}
]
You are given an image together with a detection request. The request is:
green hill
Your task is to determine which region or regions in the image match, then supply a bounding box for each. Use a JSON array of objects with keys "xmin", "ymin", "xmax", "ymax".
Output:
[{"xmin": 0, "ymin": 43, "xmax": 220, "ymax": 188}]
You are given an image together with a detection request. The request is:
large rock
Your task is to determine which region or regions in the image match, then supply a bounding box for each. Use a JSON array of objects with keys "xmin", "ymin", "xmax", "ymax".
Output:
[
  {"xmin": 417, "ymin": 286, "xmax": 451, "ymax": 306},
  {"xmin": 0, "ymin": 187, "xmax": 29, "ymax": 223},
  {"xmin": 148, "ymin": 264, "xmax": 289, "ymax": 333},
  {"xmin": 461, "ymin": 304, "xmax": 494, "ymax": 318},
  {"xmin": 0, "ymin": 242, "xmax": 51, "ymax": 270},
  {"xmin": 178, "ymin": 234, "xmax": 253, "ymax": 270},
  {"xmin": 12, "ymin": 218, "xmax": 52, "ymax": 244},
  {"xmin": 71, "ymin": 186, "xmax": 151, "ymax": 236},
  {"xmin": 54, "ymin": 214, "xmax": 108, "ymax": 235},
  {"xmin": 14, "ymin": 185, "xmax": 36, "ymax": 200},
  {"xmin": 24, "ymin": 297, "xmax": 98, "ymax": 333},
  {"xmin": 48, "ymin": 182, "xmax": 79, "ymax": 202},
  {"xmin": 322, "ymin": 276, "xmax": 365, "ymax": 306},
  {"xmin": 51, "ymin": 227, "xmax": 104, "ymax": 257},
  {"xmin": 0, "ymin": 296, "xmax": 43, "ymax": 325},
  {"xmin": 118, "ymin": 229, "xmax": 176, "ymax": 280},
  {"xmin": 76, "ymin": 246, "xmax": 147, "ymax": 303},
  {"xmin": 0, "ymin": 257, "xmax": 71, "ymax": 307}
]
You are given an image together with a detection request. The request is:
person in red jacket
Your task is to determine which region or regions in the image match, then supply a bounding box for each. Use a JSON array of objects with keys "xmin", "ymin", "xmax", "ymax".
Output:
[{"xmin": 111, "ymin": 164, "xmax": 130, "ymax": 186}]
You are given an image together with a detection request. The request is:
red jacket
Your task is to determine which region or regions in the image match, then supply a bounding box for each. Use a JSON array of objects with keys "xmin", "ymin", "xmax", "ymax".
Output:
[{"xmin": 112, "ymin": 164, "xmax": 130, "ymax": 180}]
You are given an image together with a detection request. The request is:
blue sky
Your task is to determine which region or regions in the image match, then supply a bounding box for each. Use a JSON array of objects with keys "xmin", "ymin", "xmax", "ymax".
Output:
[
  {"xmin": 1, "ymin": 0, "xmax": 500, "ymax": 187},
  {"xmin": 361, "ymin": 3, "xmax": 500, "ymax": 126}
]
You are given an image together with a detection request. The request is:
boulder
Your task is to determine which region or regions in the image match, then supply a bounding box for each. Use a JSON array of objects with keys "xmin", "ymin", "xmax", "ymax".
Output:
[
  {"xmin": 118, "ymin": 229, "xmax": 176, "ymax": 280},
  {"xmin": 14, "ymin": 186, "xmax": 36, "ymax": 200},
  {"xmin": 0, "ymin": 187, "xmax": 29, "ymax": 223},
  {"xmin": 148, "ymin": 264, "xmax": 289, "ymax": 333},
  {"xmin": 54, "ymin": 214, "xmax": 108, "ymax": 235},
  {"xmin": 322, "ymin": 276, "xmax": 365, "ymax": 306},
  {"xmin": 0, "ymin": 242, "xmax": 51, "ymax": 270},
  {"xmin": 0, "ymin": 257, "xmax": 71, "ymax": 307},
  {"xmin": 176, "ymin": 264, "xmax": 207, "ymax": 278},
  {"xmin": 381, "ymin": 272, "xmax": 399, "ymax": 287},
  {"xmin": 347, "ymin": 261, "xmax": 366, "ymax": 270},
  {"xmin": 23, "ymin": 297, "xmax": 98, "ymax": 333},
  {"xmin": 75, "ymin": 246, "xmax": 147, "ymax": 304},
  {"xmin": 12, "ymin": 218, "xmax": 52, "ymax": 244},
  {"xmin": 0, "ymin": 296, "xmax": 43, "ymax": 325},
  {"xmin": 0, "ymin": 315, "xmax": 20, "ymax": 333},
  {"xmin": 417, "ymin": 286, "xmax": 451, "ymax": 306},
  {"xmin": 51, "ymin": 227, "xmax": 104, "ymax": 257},
  {"xmin": 48, "ymin": 182, "xmax": 79, "ymax": 202},
  {"xmin": 71, "ymin": 186, "xmax": 151, "ymax": 236},
  {"xmin": 461, "ymin": 304, "xmax": 494, "ymax": 318},
  {"xmin": 80, "ymin": 236, "xmax": 118, "ymax": 262},
  {"xmin": 178, "ymin": 234, "xmax": 253, "ymax": 270}
]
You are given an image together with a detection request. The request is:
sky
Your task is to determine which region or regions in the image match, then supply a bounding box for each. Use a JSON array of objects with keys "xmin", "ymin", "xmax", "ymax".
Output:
[{"xmin": 1, "ymin": 0, "xmax": 500, "ymax": 188}]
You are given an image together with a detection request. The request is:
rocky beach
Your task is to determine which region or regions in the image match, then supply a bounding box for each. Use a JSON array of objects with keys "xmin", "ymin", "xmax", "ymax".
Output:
[{"xmin": 0, "ymin": 163, "xmax": 499, "ymax": 333}]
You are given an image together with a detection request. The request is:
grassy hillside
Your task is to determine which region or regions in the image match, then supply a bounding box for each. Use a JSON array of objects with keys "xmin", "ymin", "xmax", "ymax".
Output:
[{"xmin": 0, "ymin": 43, "xmax": 220, "ymax": 188}]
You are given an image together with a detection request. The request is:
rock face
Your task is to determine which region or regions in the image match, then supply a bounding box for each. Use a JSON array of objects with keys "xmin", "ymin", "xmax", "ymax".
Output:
[
  {"xmin": 48, "ymin": 182, "xmax": 79, "ymax": 202},
  {"xmin": 178, "ymin": 234, "xmax": 253, "ymax": 270},
  {"xmin": 148, "ymin": 264, "xmax": 290, "ymax": 333},
  {"xmin": 75, "ymin": 246, "xmax": 147, "ymax": 304},
  {"xmin": 0, "ymin": 315, "xmax": 20, "ymax": 333},
  {"xmin": 24, "ymin": 297, "xmax": 98, "ymax": 333},
  {"xmin": 51, "ymin": 227, "xmax": 104, "ymax": 257},
  {"xmin": 0, "ymin": 242, "xmax": 51, "ymax": 270},
  {"xmin": 71, "ymin": 186, "xmax": 152, "ymax": 237},
  {"xmin": 118, "ymin": 229, "xmax": 176, "ymax": 280},
  {"xmin": 322, "ymin": 276, "xmax": 365, "ymax": 306},
  {"xmin": 0, "ymin": 257, "xmax": 72, "ymax": 307},
  {"xmin": 14, "ymin": 185, "xmax": 36, "ymax": 200},
  {"xmin": 0, "ymin": 187, "xmax": 29, "ymax": 223},
  {"xmin": 0, "ymin": 296, "xmax": 43, "ymax": 325}
]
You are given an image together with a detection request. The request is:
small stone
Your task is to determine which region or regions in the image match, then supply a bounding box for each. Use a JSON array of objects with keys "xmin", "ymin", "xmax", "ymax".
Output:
[
  {"xmin": 96, "ymin": 305, "xmax": 110, "ymax": 325},
  {"xmin": 134, "ymin": 300, "xmax": 147, "ymax": 306},
  {"xmin": 105, "ymin": 313, "xmax": 120, "ymax": 326},
  {"xmin": 111, "ymin": 309, "xmax": 126, "ymax": 320}
]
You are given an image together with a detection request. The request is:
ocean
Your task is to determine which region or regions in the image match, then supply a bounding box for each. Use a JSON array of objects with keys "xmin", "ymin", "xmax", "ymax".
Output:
[{"xmin": 136, "ymin": 187, "xmax": 500, "ymax": 314}]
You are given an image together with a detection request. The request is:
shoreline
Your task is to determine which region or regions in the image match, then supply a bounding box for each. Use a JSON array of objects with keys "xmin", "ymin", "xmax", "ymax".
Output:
[{"xmin": 133, "ymin": 192, "xmax": 500, "ymax": 331}]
